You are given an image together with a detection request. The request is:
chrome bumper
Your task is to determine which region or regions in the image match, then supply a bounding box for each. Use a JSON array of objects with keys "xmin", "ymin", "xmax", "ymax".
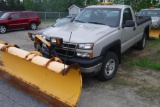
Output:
[{"xmin": 80, "ymin": 63, "xmax": 102, "ymax": 74}]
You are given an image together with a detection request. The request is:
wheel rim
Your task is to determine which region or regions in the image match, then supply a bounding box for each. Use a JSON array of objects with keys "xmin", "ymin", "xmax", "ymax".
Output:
[
  {"xmin": 142, "ymin": 36, "xmax": 146, "ymax": 48},
  {"xmin": 31, "ymin": 23, "xmax": 36, "ymax": 30},
  {"xmin": 105, "ymin": 59, "xmax": 115, "ymax": 76},
  {"xmin": 0, "ymin": 26, "xmax": 6, "ymax": 33}
]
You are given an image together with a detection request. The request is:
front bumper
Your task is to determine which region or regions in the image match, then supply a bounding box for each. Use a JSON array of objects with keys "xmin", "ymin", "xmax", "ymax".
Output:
[
  {"xmin": 80, "ymin": 63, "xmax": 102, "ymax": 76},
  {"xmin": 42, "ymin": 45, "xmax": 103, "ymax": 75},
  {"xmin": 151, "ymin": 22, "xmax": 160, "ymax": 29}
]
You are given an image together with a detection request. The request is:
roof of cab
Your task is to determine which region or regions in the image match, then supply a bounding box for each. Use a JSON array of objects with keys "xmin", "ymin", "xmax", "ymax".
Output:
[
  {"xmin": 5, "ymin": 11, "xmax": 37, "ymax": 13},
  {"xmin": 86, "ymin": 4, "xmax": 130, "ymax": 9},
  {"xmin": 141, "ymin": 8, "xmax": 160, "ymax": 11}
]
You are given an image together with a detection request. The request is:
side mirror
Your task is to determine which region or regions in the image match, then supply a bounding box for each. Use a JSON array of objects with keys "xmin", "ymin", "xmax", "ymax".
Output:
[
  {"xmin": 8, "ymin": 17, "xmax": 12, "ymax": 20},
  {"xmin": 122, "ymin": 20, "xmax": 135, "ymax": 28},
  {"xmin": 71, "ymin": 17, "xmax": 75, "ymax": 22}
]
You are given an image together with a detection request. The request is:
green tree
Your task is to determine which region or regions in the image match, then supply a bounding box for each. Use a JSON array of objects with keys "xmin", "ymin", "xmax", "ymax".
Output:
[
  {"xmin": 74, "ymin": 0, "xmax": 85, "ymax": 6},
  {"xmin": 86, "ymin": 0, "xmax": 99, "ymax": 5},
  {"xmin": 152, "ymin": 0, "xmax": 159, "ymax": 7},
  {"xmin": 14, "ymin": 0, "xmax": 24, "ymax": 11},
  {"xmin": 24, "ymin": 0, "xmax": 34, "ymax": 10},
  {"xmin": 5, "ymin": 0, "xmax": 15, "ymax": 11},
  {"xmin": 0, "ymin": 0, "xmax": 6, "ymax": 11}
]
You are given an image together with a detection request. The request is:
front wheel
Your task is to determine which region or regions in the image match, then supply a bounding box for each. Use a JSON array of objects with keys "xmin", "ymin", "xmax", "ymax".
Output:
[
  {"xmin": 0, "ymin": 25, "xmax": 7, "ymax": 34},
  {"xmin": 98, "ymin": 52, "xmax": 119, "ymax": 81}
]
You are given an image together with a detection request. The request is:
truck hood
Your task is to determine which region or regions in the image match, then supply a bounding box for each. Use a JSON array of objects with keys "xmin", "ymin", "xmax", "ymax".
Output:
[
  {"xmin": 151, "ymin": 17, "xmax": 160, "ymax": 23},
  {"xmin": 43, "ymin": 22, "xmax": 117, "ymax": 43},
  {"xmin": 37, "ymin": 26, "xmax": 53, "ymax": 34}
]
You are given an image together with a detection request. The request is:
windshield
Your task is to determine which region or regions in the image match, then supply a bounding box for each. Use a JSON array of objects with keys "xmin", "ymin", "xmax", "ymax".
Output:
[
  {"xmin": 75, "ymin": 8, "xmax": 121, "ymax": 27},
  {"xmin": 0, "ymin": 12, "xmax": 5, "ymax": 17},
  {"xmin": 138, "ymin": 10, "xmax": 160, "ymax": 17},
  {"xmin": 0, "ymin": 13, "xmax": 9, "ymax": 19},
  {"xmin": 53, "ymin": 17, "xmax": 71, "ymax": 27}
]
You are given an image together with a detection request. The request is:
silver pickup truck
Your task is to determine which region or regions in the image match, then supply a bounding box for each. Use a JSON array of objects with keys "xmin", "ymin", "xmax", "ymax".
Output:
[{"xmin": 30, "ymin": 4, "xmax": 151, "ymax": 81}]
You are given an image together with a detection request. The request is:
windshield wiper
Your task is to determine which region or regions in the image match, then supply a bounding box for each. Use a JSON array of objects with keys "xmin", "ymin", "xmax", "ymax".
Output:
[
  {"xmin": 74, "ymin": 20, "xmax": 85, "ymax": 23},
  {"xmin": 88, "ymin": 21, "xmax": 106, "ymax": 25}
]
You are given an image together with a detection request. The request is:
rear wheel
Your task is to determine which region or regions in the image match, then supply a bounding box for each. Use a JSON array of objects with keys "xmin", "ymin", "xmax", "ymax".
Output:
[
  {"xmin": 0, "ymin": 25, "xmax": 7, "ymax": 34},
  {"xmin": 30, "ymin": 22, "xmax": 37, "ymax": 30},
  {"xmin": 98, "ymin": 52, "xmax": 119, "ymax": 81},
  {"xmin": 137, "ymin": 33, "xmax": 146, "ymax": 50}
]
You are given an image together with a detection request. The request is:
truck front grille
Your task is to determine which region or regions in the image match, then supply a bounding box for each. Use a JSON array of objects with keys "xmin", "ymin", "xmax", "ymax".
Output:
[{"xmin": 56, "ymin": 42, "xmax": 77, "ymax": 57}]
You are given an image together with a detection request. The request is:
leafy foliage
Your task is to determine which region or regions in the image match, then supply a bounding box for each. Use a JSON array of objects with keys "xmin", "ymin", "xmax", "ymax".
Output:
[
  {"xmin": 114, "ymin": 0, "xmax": 160, "ymax": 12},
  {"xmin": 0, "ymin": 0, "xmax": 24, "ymax": 11},
  {"xmin": 0, "ymin": 0, "xmax": 160, "ymax": 12}
]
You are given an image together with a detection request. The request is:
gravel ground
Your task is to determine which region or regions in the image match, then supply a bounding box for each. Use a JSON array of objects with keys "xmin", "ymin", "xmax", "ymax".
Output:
[{"xmin": 0, "ymin": 23, "xmax": 159, "ymax": 107}]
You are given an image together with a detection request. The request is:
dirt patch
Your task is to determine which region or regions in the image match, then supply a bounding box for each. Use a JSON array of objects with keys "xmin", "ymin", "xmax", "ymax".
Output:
[{"xmin": 107, "ymin": 39, "xmax": 160, "ymax": 106}]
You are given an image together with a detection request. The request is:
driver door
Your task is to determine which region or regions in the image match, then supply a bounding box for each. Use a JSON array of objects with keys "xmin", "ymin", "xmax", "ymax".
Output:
[
  {"xmin": 8, "ymin": 13, "xmax": 21, "ymax": 29},
  {"xmin": 121, "ymin": 8, "xmax": 136, "ymax": 52}
]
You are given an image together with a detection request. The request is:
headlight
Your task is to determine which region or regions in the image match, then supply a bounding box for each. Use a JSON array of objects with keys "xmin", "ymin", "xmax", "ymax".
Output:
[
  {"xmin": 77, "ymin": 52, "xmax": 93, "ymax": 58},
  {"xmin": 50, "ymin": 38, "xmax": 56, "ymax": 43},
  {"xmin": 39, "ymin": 34, "xmax": 46, "ymax": 39},
  {"xmin": 50, "ymin": 37, "xmax": 63, "ymax": 46},
  {"xmin": 77, "ymin": 43, "xmax": 94, "ymax": 49}
]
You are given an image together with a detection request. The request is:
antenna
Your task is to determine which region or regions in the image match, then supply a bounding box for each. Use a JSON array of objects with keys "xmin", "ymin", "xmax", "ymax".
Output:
[{"xmin": 64, "ymin": 32, "xmax": 72, "ymax": 69}]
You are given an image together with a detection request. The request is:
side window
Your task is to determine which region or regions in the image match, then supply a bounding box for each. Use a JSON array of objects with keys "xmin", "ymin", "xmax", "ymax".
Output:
[
  {"xmin": 30, "ymin": 12, "xmax": 36, "ymax": 17},
  {"xmin": 78, "ymin": 10, "xmax": 92, "ymax": 22},
  {"xmin": 22, "ymin": 12, "xmax": 28, "ymax": 18},
  {"xmin": 123, "ymin": 8, "xmax": 133, "ymax": 24},
  {"xmin": 10, "ymin": 13, "xmax": 20, "ymax": 19}
]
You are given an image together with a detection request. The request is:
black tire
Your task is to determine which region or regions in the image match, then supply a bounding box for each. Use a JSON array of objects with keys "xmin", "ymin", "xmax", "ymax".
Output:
[
  {"xmin": 137, "ymin": 33, "xmax": 147, "ymax": 50},
  {"xmin": 98, "ymin": 52, "xmax": 119, "ymax": 81},
  {"xmin": 30, "ymin": 22, "xmax": 37, "ymax": 30},
  {"xmin": 0, "ymin": 25, "xmax": 7, "ymax": 34}
]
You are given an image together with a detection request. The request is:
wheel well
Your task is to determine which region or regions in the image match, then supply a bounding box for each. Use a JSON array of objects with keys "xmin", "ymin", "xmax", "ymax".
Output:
[
  {"xmin": 144, "ymin": 25, "xmax": 149, "ymax": 39},
  {"xmin": 30, "ymin": 21, "xmax": 37, "ymax": 26},
  {"xmin": 108, "ymin": 44, "xmax": 121, "ymax": 64},
  {"xmin": 0, "ymin": 24, "xmax": 8, "ymax": 29},
  {"xmin": 101, "ymin": 40, "xmax": 121, "ymax": 64}
]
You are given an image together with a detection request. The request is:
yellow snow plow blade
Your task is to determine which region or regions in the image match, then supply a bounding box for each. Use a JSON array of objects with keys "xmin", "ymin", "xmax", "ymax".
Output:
[
  {"xmin": 0, "ymin": 41, "xmax": 82, "ymax": 107},
  {"xmin": 149, "ymin": 29, "xmax": 160, "ymax": 39}
]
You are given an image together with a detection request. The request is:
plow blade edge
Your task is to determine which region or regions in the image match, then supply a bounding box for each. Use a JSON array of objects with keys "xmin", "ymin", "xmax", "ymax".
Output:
[{"xmin": 0, "ymin": 42, "xmax": 82, "ymax": 107}]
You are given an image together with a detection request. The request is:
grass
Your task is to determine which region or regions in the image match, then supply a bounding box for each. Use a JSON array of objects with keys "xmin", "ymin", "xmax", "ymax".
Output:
[
  {"xmin": 157, "ymin": 50, "xmax": 160, "ymax": 55},
  {"xmin": 147, "ymin": 39, "xmax": 160, "ymax": 47},
  {"xmin": 41, "ymin": 19, "xmax": 56, "ymax": 24},
  {"xmin": 128, "ymin": 38, "xmax": 160, "ymax": 71},
  {"xmin": 130, "ymin": 58, "xmax": 160, "ymax": 71}
]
